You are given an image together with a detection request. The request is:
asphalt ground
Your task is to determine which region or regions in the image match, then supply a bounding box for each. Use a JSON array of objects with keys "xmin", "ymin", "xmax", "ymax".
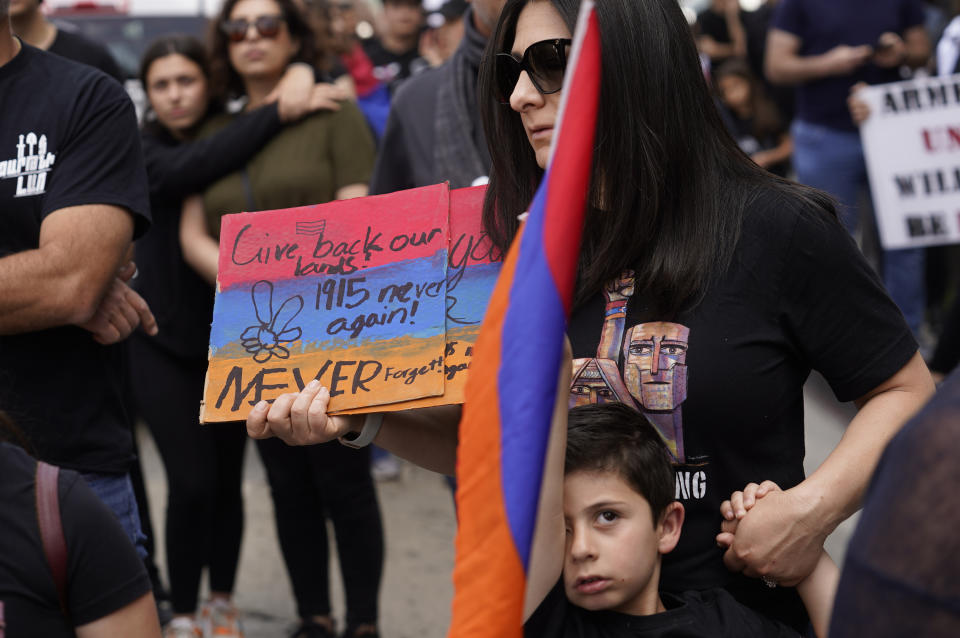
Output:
[{"xmin": 137, "ymin": 372, "xmax": 858, "ymax": 638}]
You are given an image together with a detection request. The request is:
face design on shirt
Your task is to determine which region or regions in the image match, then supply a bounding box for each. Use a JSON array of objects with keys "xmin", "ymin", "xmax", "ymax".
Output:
[
  {"xmin": 623, "ymin": 322, "xmax": 689, "ymax": 412},
  {"xmin": 570, "ymin": 358, "xmax": 632, "ymax": 407},
  {"xmin": 563, "ymin": 470, "xmax": 682, "ymax": 615}
]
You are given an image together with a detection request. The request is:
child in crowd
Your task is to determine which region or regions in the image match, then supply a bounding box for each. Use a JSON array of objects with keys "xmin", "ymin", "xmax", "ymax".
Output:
[
  {"xmin": 713, "ymin": 58, "xmax": 792, "ymax": 178},
  {"xmin": 524, "ymin": 402, "xmax": 838, "ymax": 638}
]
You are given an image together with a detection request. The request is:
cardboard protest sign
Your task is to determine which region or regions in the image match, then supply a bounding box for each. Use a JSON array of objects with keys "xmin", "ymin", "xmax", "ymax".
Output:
[
  {"xmin": 338, "ymin": 185, "xmax": 502, "ymax": 414},
  {"xmin": 200, "ymin": 184, "xmax": 450, "ymax": 423},
  {"xmin": 859, "ymin": 74, "xmax": 960, "ymax": 248}
]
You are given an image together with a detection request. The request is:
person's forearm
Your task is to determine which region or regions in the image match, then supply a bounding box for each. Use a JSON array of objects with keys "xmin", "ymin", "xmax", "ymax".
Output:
[
  {"xmin": 761, "ymin": 135, "xmax": 793, "ymax": 167},
  {"xmin": 795, "ymin": 353, "xmax": 933, "ymax": 532},
  {"xmin": 0, "ymin": 206, "xmax": 131, "ymax": 334},
  {"xmin": 367, "ymin": 404, "xmax": 461, "ymax": 475},
  {"xmin": 179, "ymin": 196, "xmax": 220, "ymax": 286},
  {"xmin": 766, "ymin": 51, "xmax": 837, "ymax": 85},
  {"xmin": 796, "ymin": 552, "xmax": 839, "ymax": 638},
  {"xmin": 725, "ymin": 12, "xmax": 747, "ymax": 59},
  {"xmin": 0, "ymin": 248, "xmax": 109, "ymax": 333}
]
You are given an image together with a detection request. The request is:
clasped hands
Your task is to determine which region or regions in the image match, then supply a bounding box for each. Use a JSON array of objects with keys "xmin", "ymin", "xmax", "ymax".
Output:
[{"xmin": 715, "ymin": 480, "xmax": 827, "ymax": 587}]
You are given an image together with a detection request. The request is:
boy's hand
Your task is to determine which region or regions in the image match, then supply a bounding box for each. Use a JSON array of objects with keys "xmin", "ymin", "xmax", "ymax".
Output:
[
  {"xmin": 246, "ymin": 380, "xmax": 361, "ymax": 446},
  {"xmin": 716, "ymin": 480, "xmax": 780, "ymax": 549}
]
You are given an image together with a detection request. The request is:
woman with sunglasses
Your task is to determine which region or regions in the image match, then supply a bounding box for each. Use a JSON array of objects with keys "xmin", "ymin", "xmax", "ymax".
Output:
[
  {"xmin": 247, "ymin": 0, "xmax": 934, "ymax": 631},
  {"xmin": 132, "ymin": 34, "xmax": 346, "ymax": 638},
  {"xmin": 180, "ymin": 1, "xmax": 382, "ymax": 638},
  {"xmin": 482, "ymin": 0, "xmax": 930, "ymax": 630}
]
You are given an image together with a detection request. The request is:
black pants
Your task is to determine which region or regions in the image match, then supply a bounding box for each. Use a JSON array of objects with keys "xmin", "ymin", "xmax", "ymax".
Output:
[
  {"xmin": 129, "ymin": 334, "xmax": 246, "ymax": 614},
  {"xmin": 256, "ymin": 437, "xmax": 383, "ymax": 626}
]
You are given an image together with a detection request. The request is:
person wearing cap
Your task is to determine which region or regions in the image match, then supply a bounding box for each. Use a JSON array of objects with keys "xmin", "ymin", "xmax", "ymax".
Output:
[{"xmin": 420, "ymin": 0, "xmax": 468, "ymax": 66}]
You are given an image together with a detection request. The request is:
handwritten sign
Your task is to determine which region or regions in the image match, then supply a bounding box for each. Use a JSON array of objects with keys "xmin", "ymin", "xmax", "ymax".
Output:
[
  {"xmin": 201, "ymin": 184, "xmax": 451, "ymax": 422},
  {"xmin": 338, "ymin": 186, "xmax": 502, "ymax": 414},
  {"xmin": 860, "ymin": 74, "xmax": 960, "ymax": 248}
]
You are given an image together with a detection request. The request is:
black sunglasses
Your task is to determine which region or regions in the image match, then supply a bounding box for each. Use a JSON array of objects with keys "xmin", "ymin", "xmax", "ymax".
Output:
[
  {"xmin": 220, "ymin": 15, "xmax": 286, "ymax": 42},
  {"xmin": 494, "ymin": 38, "xmax": 571, "ymax": 104}
]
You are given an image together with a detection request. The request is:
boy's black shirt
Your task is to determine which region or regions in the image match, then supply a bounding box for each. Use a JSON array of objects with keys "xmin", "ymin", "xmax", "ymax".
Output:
[
  {"xmin": 525, "ymin": 581, "xmax": 801, "ymax": 638},
  {"xmin": 566, "ymin": 186, "xmax": 916, "ymax": 628},
  {"xmin": 0, "ymin": 443, "xmax": 151, "ymax": 636}
]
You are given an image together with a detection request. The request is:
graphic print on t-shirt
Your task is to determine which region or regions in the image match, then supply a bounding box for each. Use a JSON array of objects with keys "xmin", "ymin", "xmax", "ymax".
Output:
[
  {"xmin": 568, "ymin": 272, "xmax": 691, "ymax": 465},
  {"xmin": 623, "ymin": 322, "xmax": 689, "ymax": 463},
  {"xmin": 0, "ymin": 132, "xmax": 56, "ymax": 198}
]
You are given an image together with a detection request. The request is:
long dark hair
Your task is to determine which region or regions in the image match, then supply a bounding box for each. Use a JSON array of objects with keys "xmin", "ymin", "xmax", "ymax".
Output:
[
  {"xmin": 479, "ymin": 0, "xmax": 835, "ymax": 315},
  {"xmin": 208, "ymin": 0, "xmax": 319, "ymax": 100},
  {"xmin": 714, "ymin": 57, "xmax": 785, "ymax": 142},
  {"xmin": 139, "ymin": 34, "xmax": 220, "ymax": 138}
]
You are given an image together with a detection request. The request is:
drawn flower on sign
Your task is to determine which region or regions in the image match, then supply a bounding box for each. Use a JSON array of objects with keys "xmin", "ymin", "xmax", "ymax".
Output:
[{"xmin": 241, "ymin": 280, "xmax": 304, "ymax": 363}]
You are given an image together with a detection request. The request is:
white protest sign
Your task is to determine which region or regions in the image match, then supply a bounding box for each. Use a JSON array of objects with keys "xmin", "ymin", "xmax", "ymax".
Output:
[{"xmin": 859, "ymin": 74, "xmax": 960, "ymax": 249}]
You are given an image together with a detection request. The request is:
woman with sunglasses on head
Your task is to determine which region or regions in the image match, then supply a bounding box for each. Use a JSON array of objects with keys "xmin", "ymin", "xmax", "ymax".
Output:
[
  {"xmin": 179, "ymin": 2, "xmax": 381, "ymax": 637},
  {"xmin": 131, "ymin": 34, "xmax": 346, "ymax": 638},
  {"xmin": 246, "ymin": 0, "xmax": 936, "ymax": 632}
]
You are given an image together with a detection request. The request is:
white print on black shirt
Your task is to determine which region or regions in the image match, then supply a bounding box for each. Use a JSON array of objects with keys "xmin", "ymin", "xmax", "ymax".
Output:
[
  {"xmin": 0, "ymin": 133, "xmax": 56, "ymax": 198},
  {"xmin": 676, "ymin": 470, "xmax": 707, "ymax": 500}
]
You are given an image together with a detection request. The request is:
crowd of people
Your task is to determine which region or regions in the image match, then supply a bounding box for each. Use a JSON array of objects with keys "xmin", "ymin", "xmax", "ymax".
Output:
[{"xmin": 1, "ymin": 0, "xmax": 959, "ymax": 637}]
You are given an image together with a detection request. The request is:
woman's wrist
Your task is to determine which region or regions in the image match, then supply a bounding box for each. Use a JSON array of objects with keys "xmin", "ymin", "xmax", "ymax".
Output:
[{"xmin": 790, "ymin": 479, "xmax": 843, "ymax": 537}]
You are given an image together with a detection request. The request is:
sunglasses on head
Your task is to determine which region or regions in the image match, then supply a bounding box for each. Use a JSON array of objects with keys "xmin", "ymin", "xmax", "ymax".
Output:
[
  {"xmin": 494, "ymin": 38, "xmax": 571, "ymax": 104},
  {"xmin": 220, "ymin": 14, "xmax": 285, "ymax": 42}
]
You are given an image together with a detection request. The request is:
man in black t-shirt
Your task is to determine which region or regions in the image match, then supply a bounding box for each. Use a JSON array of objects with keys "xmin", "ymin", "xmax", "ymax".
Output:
[
  {"xmin": 0, "ymin": 7, "xmax": 154, "ymax": 549},
  {"xmin": 9, "ymin": 0, "xmax": 122, "ymax": 80}
]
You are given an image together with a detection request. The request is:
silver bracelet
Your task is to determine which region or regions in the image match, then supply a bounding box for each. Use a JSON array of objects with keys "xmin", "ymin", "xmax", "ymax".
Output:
[{"xmin": 338, "ymin": 412, "xmax": 384, "ymax": 449}]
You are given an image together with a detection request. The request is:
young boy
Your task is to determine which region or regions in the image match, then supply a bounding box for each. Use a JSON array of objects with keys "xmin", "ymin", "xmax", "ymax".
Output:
[{"xmin": 523, "ymin": 402, "xmax": 838, "ymax": 638}]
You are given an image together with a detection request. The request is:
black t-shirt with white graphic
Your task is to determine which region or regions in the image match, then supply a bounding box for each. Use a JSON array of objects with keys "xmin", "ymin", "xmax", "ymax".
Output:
[
  {"xmin": 566, "ymin": 187, "xmax": 916, "ymax": 630},
  {"xmin": 0, "ymin": 43, "xmax": 150, "ymax": 473},
  {"xmin": 525, "ymin": 581, "xmax": 801, "ymax": 638},
  {"xmin": 0, "ymin": 443, "xmax": 151, "ymax": 637}
]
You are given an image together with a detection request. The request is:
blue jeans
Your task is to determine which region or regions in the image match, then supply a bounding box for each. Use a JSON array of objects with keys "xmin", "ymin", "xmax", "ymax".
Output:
[
  {"xmin": 79, "ymin": 471, "xmax": 148, "ymax": 559},
  {"xmin": 792, "ymin": 119, "xmax": 925, "ymax": 334}
]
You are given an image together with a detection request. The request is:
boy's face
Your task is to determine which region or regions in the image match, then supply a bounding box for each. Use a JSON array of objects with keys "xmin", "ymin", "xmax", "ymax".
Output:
[{"xmin": 562, "ymin": 470, "xmax": 664, "ymax": 615}]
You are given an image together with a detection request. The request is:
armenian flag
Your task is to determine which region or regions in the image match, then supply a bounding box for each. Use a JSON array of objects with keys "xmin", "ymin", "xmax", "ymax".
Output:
[{"xmin": 448, "ymin": 3, "xmax": 602, "ymax": 637}]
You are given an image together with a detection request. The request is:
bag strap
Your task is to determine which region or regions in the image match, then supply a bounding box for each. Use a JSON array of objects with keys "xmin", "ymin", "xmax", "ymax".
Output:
[{"xmin": 35, "ymin": 461, "xmax": 69, "ymax": 618}]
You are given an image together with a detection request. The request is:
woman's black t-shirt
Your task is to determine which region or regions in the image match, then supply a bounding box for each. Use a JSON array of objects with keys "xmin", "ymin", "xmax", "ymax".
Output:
[
  {"xmin": 565, "ymin": 187, "xmax": 916, "ymax": 629},
  {"xmin": 0, "ymin": 443, "xmax": 151, "ymax": 636}
]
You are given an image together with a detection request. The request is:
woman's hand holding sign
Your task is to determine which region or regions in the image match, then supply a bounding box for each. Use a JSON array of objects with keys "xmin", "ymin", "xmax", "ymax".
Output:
[{"xmin": 247, "ymin": 381, "xmax": 361, "ymax": 446}]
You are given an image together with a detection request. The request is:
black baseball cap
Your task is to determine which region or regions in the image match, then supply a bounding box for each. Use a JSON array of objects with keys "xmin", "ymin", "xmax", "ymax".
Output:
[{"xmin": 422, "ymin": 0, "xmax": 468, "ymax": 28}]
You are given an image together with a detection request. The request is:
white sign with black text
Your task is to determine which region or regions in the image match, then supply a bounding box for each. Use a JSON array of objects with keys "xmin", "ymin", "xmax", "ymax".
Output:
[{"xmin": 859, "ymin": 74, "xmax": 960, "ymax": 249}]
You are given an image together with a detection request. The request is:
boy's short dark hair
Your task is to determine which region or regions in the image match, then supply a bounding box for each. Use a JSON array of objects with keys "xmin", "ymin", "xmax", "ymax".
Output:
[{"xmin": 566, "ymin": 403, "xmax": 675, "ymax": 524}]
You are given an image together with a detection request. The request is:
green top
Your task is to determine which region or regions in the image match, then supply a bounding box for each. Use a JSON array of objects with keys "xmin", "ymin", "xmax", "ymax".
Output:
[{"xmin": 202, "ymin": 101, "xmax": 375, "ymax": 238}]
